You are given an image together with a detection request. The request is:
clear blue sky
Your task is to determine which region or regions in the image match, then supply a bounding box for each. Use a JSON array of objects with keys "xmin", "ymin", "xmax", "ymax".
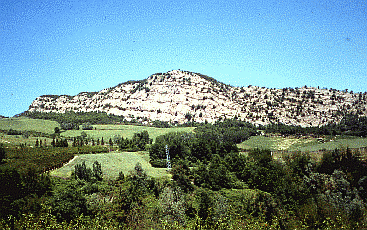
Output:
[{"xmin": 1, "ymin": 0, "xmax": 366, "ymax": 117}]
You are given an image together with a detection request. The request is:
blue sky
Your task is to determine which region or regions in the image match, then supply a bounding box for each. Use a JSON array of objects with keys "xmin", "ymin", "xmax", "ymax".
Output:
[{"xmin": 1, "ymin": 0, "xmax": 366, "ymax": 117}]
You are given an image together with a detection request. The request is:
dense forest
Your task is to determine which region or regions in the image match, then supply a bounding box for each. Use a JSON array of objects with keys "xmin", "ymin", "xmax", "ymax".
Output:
[{"xmin": 2, "ymin": 115, "xmax": 367, "ymax": 229}]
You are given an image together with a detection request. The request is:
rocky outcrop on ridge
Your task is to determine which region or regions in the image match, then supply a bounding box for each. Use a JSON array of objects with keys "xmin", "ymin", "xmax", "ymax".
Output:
[{"xmin": 28, "ymin": 70, "xmax": 367, "ymax": 127}]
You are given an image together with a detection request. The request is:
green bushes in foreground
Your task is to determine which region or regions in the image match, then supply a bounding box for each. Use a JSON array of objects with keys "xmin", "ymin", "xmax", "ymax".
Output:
[{"xmin": 2, "ymin": 134, "xmax": 367, "ymax": 229}]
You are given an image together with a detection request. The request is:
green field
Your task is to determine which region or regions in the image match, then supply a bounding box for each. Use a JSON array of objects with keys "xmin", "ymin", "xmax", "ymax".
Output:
[
  {"xmin": 50, "ymin": 151, "xmax": 170, "ymax": 179},
  {"xmin": 0, "ymin": 133, "xmax": 54, "ymax": 147},
  {"xmin": 61, "ymin": 124, "xmax": 195, "ymax": 142},
  {"xmin": 238, "ymin": 135, "xmax": 367, "ymax": 152},
  {"xmin": 0, "ymin": 117, "xmax": 59, "ymax": 134}
]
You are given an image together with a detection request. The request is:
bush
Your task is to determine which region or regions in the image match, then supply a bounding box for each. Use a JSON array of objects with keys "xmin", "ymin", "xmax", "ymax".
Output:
[
  {"xmin": 7, "ymin": 129, "xmax": 22, "ymax": 135},
  {"xmin": 0, "ymin": 144, "xmax": 5, "ymax": 163},
  {"xmin": 74, "ymin": 161, "xmax": 103, "ymax": 182},
  {"xmin": 81, "ymin": 123, "xmax": 93, "ymax": 130},
  {"xmin": 51, "ymin": 182, "xmax": 88, "ymax": 222}
]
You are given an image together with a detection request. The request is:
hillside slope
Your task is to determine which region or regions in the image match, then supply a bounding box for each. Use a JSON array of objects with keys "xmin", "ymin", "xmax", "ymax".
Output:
[{"xmin": 27, "ymin": 70, "xmax": 367, "ymax": 127}]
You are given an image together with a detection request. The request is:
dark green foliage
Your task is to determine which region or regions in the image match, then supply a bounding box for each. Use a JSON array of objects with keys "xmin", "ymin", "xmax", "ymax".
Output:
[
  {"xmin": 193, "ymin": 154, "xmax": 237, "ymax": 191},
  {"xmin": 0, "ymin": 144, "xmax": 5, "ymax": 163},
  {"xmin": 132, "ymin": 130, "xmax": 152, "ymax": 150},
  {"xmin": 285, "ymin": 152, "xmax": 312, "ymax": 177},
  {"xmin": 119, "ymin": 131, "xmax": 152, "ymax": 151},
  {"xmin": 21, "ymin": 168, "xmax": 52, "ymax": 196},
  {"xmin": 81, "ymin": 122, "xmax": 93, "ymax": 130},
  {"xmin": 25, "ymin": 111, "xmax": 126, "ymax": 125},
  {"xmin": 190, "ymin": 138, "xmax": 211, "ymax": 162},
  {"xmin": 54, "ymin": 127, "xmax": 60, "ymax": 134},
  {"xmin": 0, "ymin": 167, "xmax": 23, "ymax": 219},
  {"xmin": 171, "ymin": 159, "xmax": 193, "ymax": 192},
  {"xmin": 74, "ymin": 161, "xmax": 103, "ymax": 182},
  {"xmin": 2, "ymin": 146, "xmax": 75, "ymax": 174},
  {"xmin": 149, "ymin": 132, "xmax": 193, "ymax": 165},
  {"xmin": 207, "ymin": 155, "xmax": 235, "ymax": 190},
  {"xmin": 54, "ymin": 138, "xmax": 68, "ymax": 147},
  {"xmin": 51, "ymin": 182, "xmax": 88, "ymax": 222},
  {"xmin": 7, "ymin": 129, "xmax": 22, "ymax": 135},
  {"xmin": 74, "ymin": 161, "xmax": 92, "ymax": 181},
  {"xmin": 184, "ymin": 112, "xmax": 193, "ymax": 121},
  {"xmin": 317, "ymin": 148, "xmax": 367, "ymax": 190},
  {"xmin": 152, "ymin": 120, "xmax": 171, "ymax": 128},
  {"xmin": 118, "ymin": 163, "xmax": 151, "ymax": 212},
  {"xmin": 149, "ymin": 120, "xmax": 249, "ymax": 165},
  {"xmin": 244, "ymin": 149, "xmax": 285, "ymax": 193},
  {"xmin": 92, "ymin": 161, "xmax": 103, "ymax": 181},
  {"xmin": 193, "ymin": 155, "xmax": 235, "ymax": 190},
  {"xmin": 195, "ymin": 118, "xmax": 257, "ymax": 145},
  {"xmin": 195, "ymin": 188, "xmax": 213, "ymax": 224},
  {"xmin": 0, "ymin": 166, "xmax": 52, "ymax": 220}
]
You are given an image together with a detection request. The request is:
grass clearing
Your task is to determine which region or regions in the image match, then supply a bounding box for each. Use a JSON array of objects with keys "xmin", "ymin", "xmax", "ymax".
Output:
[
  {"xmin": 61, "ymin": 125, "xmax": 195, "ymax": 142},
  {"xmin": 0, "ymin": 117, "xmax": 59, "ymax": 134},
  {"xmin": 238, "ymin": 136, "xmax": 283, "ymax": 151},
  {"xmin": 299, "ymin": 136, "xmax": 367, "ymax": 151},
  {"xmin": 239, "ymin": 135, "xmax": 367, "ymax": 152},
  {"xmin": 50, "ymin": 151, "xmax": 170, "ymax": 180}
]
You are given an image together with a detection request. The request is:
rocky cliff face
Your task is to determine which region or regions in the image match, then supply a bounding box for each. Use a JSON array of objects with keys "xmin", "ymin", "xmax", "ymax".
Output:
[{"xmin": 28, "ymin": 70, "xmax": 367, "ymax": 126}]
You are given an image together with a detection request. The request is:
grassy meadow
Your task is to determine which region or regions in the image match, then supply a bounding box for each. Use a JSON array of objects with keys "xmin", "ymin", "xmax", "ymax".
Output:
[
  {"xmin": 0, "ymin": 117, "xmax": 59, "ymax": 134},
  {"xmin": 61, "ymin": 124, "xmax": 195, "ymax": 142},
  {"xmin": 50, "ymin": 151, "xmax": 170, "ymax": 179},
  {"xmin": 238, "ymin": 135, "xmax": 367, "ymax": 152}
]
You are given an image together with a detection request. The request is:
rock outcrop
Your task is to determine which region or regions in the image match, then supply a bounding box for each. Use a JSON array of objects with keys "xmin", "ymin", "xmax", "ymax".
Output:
[{"xmin": 28, "ymin": 70, "xmax": 367, "ymax": 126}]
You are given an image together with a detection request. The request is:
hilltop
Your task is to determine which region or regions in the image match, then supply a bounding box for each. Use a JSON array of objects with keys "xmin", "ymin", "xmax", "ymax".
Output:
[{"xmin": 27, "ymin": 70, "xmax": 367, "ymax": 127}]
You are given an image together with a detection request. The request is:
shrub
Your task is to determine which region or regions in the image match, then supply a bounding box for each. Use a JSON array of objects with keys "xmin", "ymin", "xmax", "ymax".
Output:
[
  {"xmin": 74, "ymin": 161, "xmax": 103, "ymax": 182},
  {"xmin": 0, "ymin": 144, "xmax": 5, "ymax": 163}
]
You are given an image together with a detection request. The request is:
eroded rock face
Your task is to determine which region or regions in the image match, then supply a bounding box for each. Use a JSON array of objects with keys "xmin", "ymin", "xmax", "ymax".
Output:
[{"xmin": 28, "ymin": 70, "xmax": 367, "ymax": 126}]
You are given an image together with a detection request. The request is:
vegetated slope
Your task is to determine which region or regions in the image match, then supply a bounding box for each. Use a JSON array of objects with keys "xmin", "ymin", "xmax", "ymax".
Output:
[
  {"xmin": 27, "ymin": 70, "xmax": 367, "ymax": 127},
  {"xmin": 60, "ymin": 124, "xmax": 195, "ymax": 142},
  {"xmin": 50, "ymin": 151, "xmax": 169, "ymax": 179},
  {"xmin": 239, "ymin": 135, "xmax": 367, "ymax": 152},
  {"xmin": 0, "ymin": 117, "xmax": 59, "ymax": 134}
]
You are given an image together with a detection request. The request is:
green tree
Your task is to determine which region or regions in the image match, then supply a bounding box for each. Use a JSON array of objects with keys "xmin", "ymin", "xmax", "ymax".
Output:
[
  {"xmin": 92, "ymin": 161, "xmax": 103, "ymax": 181},
  {"xmin": 119, "ymin": 163, "xmax": 149, "ymax": 212},
  {"xmin": 132, "ymin": 130, "xmax": 152, "ymax": 150},
  {"xmin": 54, "ymin": 127, "xmax": 60, "ymax": 134},
  {"xmin": 196, "ymin": 188, "xmax": 213, "ymax": 224},
  {"xmin": 51, "ymin": 182, "xmax": 88, "ymax": 222},
  {"xmin": 74, "ymin": 161, "xmax": 92, "ymax": 181},
  {"xmin": 0, "ymin": 144, "xmax": 5, "ymax": 163},
  {"xmin": 171, "ymin": 159, "xmax": 193, "ymax": 192},
  {"xmin": 207, "ymin": 155, "xmax": 234, "ymax": 190},
  {"xmin": 0, "ymin": 168, "xmax": 24, "ymax": 219}
]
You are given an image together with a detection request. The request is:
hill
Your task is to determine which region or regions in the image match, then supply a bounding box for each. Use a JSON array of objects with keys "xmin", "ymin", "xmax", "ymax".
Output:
[
  {"xmin": 27, "ymin": 70, "xmax": 367, "ymax": 127},
  {"xmin": 0, "ymin": 117, "xmax": 59, "ymax": 134}
]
